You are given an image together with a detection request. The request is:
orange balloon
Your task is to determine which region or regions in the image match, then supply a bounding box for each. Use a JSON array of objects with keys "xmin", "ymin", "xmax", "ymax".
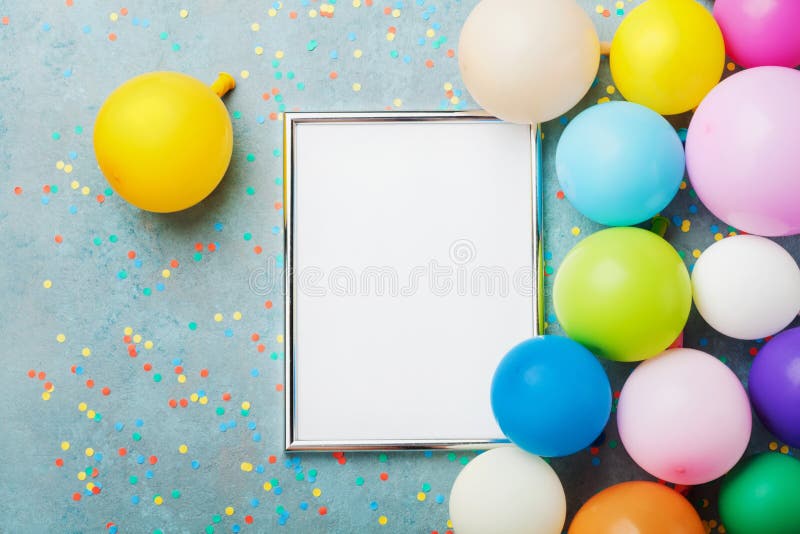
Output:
[{"xmin": 569, "ymin": 481, "xmax": 704, "ymax": 534}]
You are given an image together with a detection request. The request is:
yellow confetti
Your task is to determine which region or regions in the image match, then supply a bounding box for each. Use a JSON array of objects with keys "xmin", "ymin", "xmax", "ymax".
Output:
[
  {"xmin": 70, "ymin": 180, "xmax": 79, "ymax": 189},
  {"xmin": 416, "ymin": 492, "xmax": 426, "ymax": 501},
  {"xmin": 692, "ymin": 249, "xmax": 701, "ymax": 258},
  {"xmin": 597, "ymin": 96, "xmax": 611, "ymax": 104},
  {"xmin": 443, "ymin": 82, "xmax": 453, "ymax": 91},
  {"xmin": 308, "ymin": 9, "xmax": 318, "ymax": 17},
  {"xmin": 263, "ymin": 482, "xmax": 273, "ymax": 491},
  {"xmin": 214, "ymin": 313, "xmax": 223, "ymax": 322},
  {"xmin": 378, "ymin": 516, "xmax": 388, "ymax": 525},
  {"xmin": 571, "ymin": 227, "xmax": 581, "ymax": 236},
  {"xmin": 61, "ymin": 441, "xmax": 70, "ymax": 451},
  {"xmin": 78, "ymin": 402, "xmax": 87, "ymax": 412},
  {"xmin": 353, "ymin": 49, "xmax": 362, "ymax": 58},
  {"xmin": 606, "ymin": 85, "xmax": 616, "ymax": 94},
  {"xmin": 64, "ymin": 164, "xmax": 73, "ymax": 174},
  {"xmin": 133, "ymin": 334, "xmax": 142, "ymax": 343},
  {"xmin": 85, "ymin": 447, "xmax": 94, "ymax": 457},
  {"xmin": 144, "ymin": 340, "xmax": 153, "ymax": 349},
  {"xmin": 392, "ymin": 98, "xmax": 402, "ymax": 108},
  {"xmin": 269, "ymin": 8, "xmax": 278, "ymax": 16},
  {"xmin": 391, "ymin": 8, "xmax": 401, "ymax": 17},
  {"xmin": 56, "ymin": 160, "xmax": 65, "ymax": 170},
  {"xmin": 233, "ymin": 311, "xmax": 242, "ymax": 320},
  {"xmin": 77, "ymin": 471, "xmax": 86, "ymax": 481},
  {"xmin": 80, "ymin": 186, "xmax": 90, "ymax": 195},
  {"xmin": 124, "ymin": 326, "xmax": 133, "ymax": 336},
  {"xmin": 179, "ymin": 444, "xmax": 188, "ymax": 454},
  {"xmin": 42, "ymin": 392, "xmax": 51, "ymax": 401},
  {"xmin": 352, "ymin": 82, "xmax": 362, "ymax": 92},
  {"xmin": 177, "ymin": 374, "xmax": 186, "ymax": 383},
  {"xmin": 241, "ymin": 70, "xmax": 250, "ymax": 79},
  {"xmin": 86, "ymin": 410, "xmax": 95, "ymax": 419},
  {"xmin": 179, "ymin": 9, "xmax": 189, "ymax": 18},
  {"xmin": 255, "ymin": 46, "xmax": 264, "ymax": 55},
  {"xmin": 312, "ymin": 487, "xmax": 322, "ymax": 497},
  {"xmin": 43, "ymin": 279, "xmax": 52, "ymax": 289},
  {"xmin": 154, "ymin": 495, "xmax": 164, "ymax": 505},
  {"xmin": 225, "ymin": 506, "xmax": 235, "ymax": 516},
  {"xmin": 241, "ymin": 462, "xmax": 253, "ymax": 472},
  {"xmin": 353, "ymin": 0, "xmax": 361, "ymax": 6},
  {"xmin": 241, "ymin": 401, "xmax": 251, "ymax": 410},
  {"xmin": 82, "ymin": 347, "xmax": 91, "ymax": 357},
  {"xmin": 56, "ymin": 333, "xmax": 66, "ymax": 343},
  {"xmin": 426, "ymin": 28, "xmax": 435, "ymax": 38},
  {"xmin": 251, "ymin": 22, "xmax": 260, "ymax": 31},
  {"xmin": 109, "ymin": 12, "xmax": 119, "ymax": 22},
  {"xmin": 769, "ymin": 441, "xmax": 778, "ymax": 451},
  {"xmin": 275, "ymin": 50, "xmax": 284, "ymax": 59}
]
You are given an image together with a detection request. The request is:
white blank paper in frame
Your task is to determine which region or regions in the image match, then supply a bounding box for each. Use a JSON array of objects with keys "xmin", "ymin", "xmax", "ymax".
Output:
[{"xmin": 290, "ymin": 118, "xmax": 536, "ymax": 446}]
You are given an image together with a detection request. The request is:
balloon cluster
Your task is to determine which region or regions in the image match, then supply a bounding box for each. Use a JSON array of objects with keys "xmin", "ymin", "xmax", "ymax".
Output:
[{"xmin": 453, "ymin": 0, "xmax": 800, "ymax": 532}]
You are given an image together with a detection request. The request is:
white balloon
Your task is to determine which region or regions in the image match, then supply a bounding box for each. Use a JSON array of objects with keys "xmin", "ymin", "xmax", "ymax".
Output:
[
  {"xmin": 458, "ymin": 0, "xmax": 600, "ymax": 124},
  {"xmin": 449, "ymin": 446, "xmax": 566, "ymax": 534},
  {"xmin": 691, "ymin": 235, "xmax": 800, "ymax": 340}
]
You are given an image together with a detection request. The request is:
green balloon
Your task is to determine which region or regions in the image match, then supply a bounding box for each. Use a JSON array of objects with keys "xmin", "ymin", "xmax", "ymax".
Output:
[
  {"xmin": 719, "ymin": 453, "xmax": 800, "ymax": 534},
  {"xmin": 553, "ymin": 227, "xmax": 691, "ymax": 362}
]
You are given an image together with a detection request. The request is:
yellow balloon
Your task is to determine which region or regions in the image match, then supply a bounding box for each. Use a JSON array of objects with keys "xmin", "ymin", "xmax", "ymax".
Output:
[
  {"xmin": 610, "ymin": 0, "xmax": 724, "ymax": 115},
  {"xmin": 93, "ymin": 71, "xmax": 235, "ymax": 212}
]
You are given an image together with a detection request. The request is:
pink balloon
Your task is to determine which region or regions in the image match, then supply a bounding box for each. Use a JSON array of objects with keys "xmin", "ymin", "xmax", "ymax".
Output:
[
  {"xmin": 714, "ymin": 0, "xmax": 800, "ymax": 68},
  {"xmin": 617, "ymin": 348, "xmax": 751, "ymax": 485},
  {"xmin": 686, "ymin": 67, "xmax": 800, "ymax": 236}
]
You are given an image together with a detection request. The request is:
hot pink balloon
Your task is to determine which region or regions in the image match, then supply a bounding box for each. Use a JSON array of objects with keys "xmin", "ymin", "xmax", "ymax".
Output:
[
  {"xmin": 686, "ymin": 67, "xmax": 800, "ymax": 236},
  {"xmin": 714, "ymin": 0, "xmax": 800, "ymax": 68},
  {"xmin": 617, "ymin": 349, "xmax": 751, "ymax": 485}
]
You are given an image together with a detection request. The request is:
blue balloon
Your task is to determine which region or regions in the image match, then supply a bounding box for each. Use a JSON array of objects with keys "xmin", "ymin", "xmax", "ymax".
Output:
[
  {"xmin": 555, "ymin": 101, "xmax": 685, "ymax": 226},
  {"xmin": 491, "ymin": 335, "xmax": 611, "ymax": 457}
]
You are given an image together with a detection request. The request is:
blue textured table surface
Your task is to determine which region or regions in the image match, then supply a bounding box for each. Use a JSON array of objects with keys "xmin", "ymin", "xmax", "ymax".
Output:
[{"xmin": 2, "ymin": 0, "xmax": 796, "ymax": 532}]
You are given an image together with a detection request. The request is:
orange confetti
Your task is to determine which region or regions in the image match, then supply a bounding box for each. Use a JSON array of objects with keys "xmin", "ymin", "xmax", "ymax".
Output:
[
  {"xmin": 425, "ymin": 59, "xmax": 434, "ymax": 68},
  {"xmin": 108, "ymin": 32, "xmax": 117, "ymax": 41},
  {"xmin": 329, "ymin": 71, "xmax": 338, "ymax": 79}
]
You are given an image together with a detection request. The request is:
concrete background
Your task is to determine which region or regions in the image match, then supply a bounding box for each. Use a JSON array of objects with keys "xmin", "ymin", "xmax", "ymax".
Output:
[{"xmin": 1, "ymin": 0, "xmax": 795, "ymax": 532}]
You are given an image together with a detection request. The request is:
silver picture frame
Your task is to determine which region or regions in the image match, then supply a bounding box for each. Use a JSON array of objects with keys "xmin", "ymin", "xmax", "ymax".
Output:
[{"xmin": 284, "ymin": 111, "xmax": 543, "ymax": 451}]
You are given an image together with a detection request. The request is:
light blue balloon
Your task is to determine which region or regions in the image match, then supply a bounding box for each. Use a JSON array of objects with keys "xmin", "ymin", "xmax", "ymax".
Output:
[
  {"xmin": 556, "ymin": 101, "xmax": 685, "ymax": 226},
  {"xmin": 491, "ymin": 335, "xmax": 611, "ymax": 457}
]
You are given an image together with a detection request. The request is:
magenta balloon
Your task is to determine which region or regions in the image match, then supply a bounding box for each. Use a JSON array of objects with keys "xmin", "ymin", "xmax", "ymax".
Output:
[
  {"xmin": 714, "ymin": 0, "xmax": 800, "ymax": 68},
  {"xmin": 686, "ymin": 67, "xmax": 800, "ymax": 237}
]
